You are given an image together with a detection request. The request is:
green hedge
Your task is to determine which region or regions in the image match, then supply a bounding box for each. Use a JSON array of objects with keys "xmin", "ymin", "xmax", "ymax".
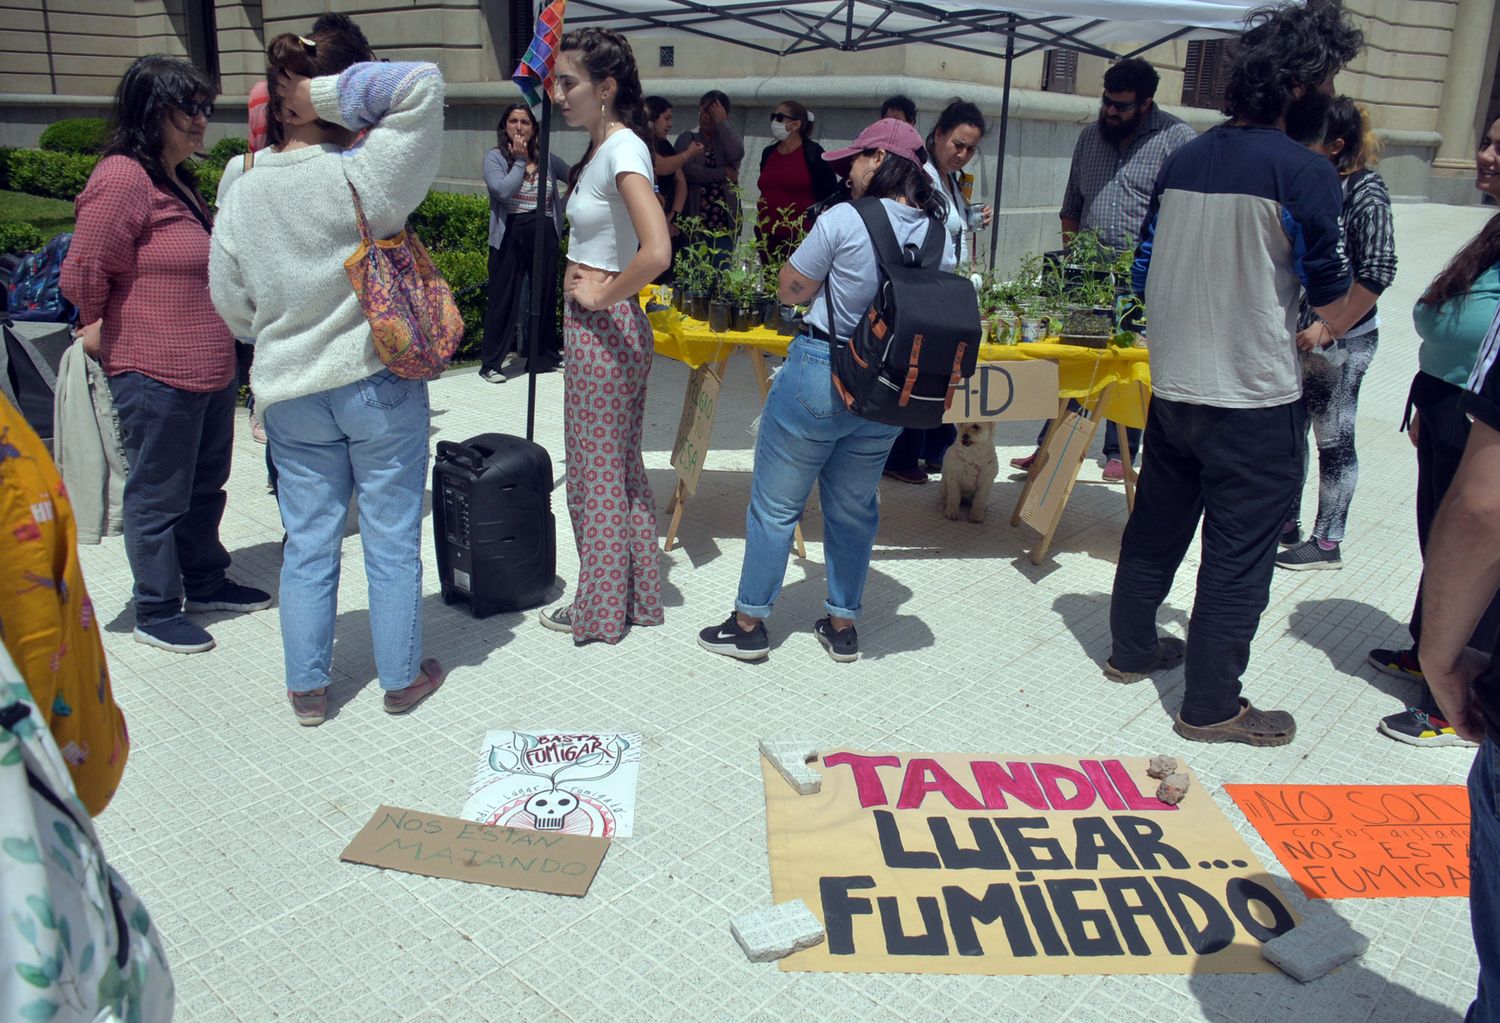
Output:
[
  {"xmin": 38, "ymin": 117, "xmax": 108, "ymax": 155},
  {"xmin": 410, "ymin": 191, "xmax": 488, "ymax": 253},
  {"xmin": 193, "ymin": 160, "xmax": 223, "ymax": 210},
  {"xmin": 430, "ymin": 247, "xmax": 487, "ymax": 359},
  {"xmin": 0, "ymin": 221, "xmax": 46, "ymax": 254},
  {"xmin": 8, "ymin": 150, "xmax": 99, "ymax": 200},
  {"xmin": 207, "ymin": 136, "xmax": 250, "ymax": 164},
  {"xmin": 0, "ymin": 148, "xmax": 14, "ymax": 190}
]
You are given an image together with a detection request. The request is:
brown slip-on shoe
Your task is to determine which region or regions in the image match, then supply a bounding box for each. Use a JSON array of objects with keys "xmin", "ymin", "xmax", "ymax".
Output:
[
  {"xmin": 1174, "ymin": 698, "xmax": 1296, "ymax": 747},
  {"xmin": 1103, "ymin": 636, "xmax": 1185, "ymax": 684},
  {"xmin": 288, "ymin": 687, "xmax": 327, "ymax": 727},
  {"xmin": 383, "ymin": 659, "xmax": 446, "ymax": 715}
]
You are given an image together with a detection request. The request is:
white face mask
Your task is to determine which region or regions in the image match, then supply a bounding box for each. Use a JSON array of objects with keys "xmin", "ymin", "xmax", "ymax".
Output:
[{"xmin": 770, "ymin": 121, "xmax": 791, "ymax": 142}]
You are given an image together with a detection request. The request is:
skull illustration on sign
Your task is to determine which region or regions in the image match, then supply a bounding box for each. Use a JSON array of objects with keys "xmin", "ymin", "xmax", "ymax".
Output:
[
  {"xmin": 487, "ymin": 733, "xmax": 632, "ymax": 834},
  {"xmin": 522, "ymin": 789, "xmax": 579, "ymax": 830}
]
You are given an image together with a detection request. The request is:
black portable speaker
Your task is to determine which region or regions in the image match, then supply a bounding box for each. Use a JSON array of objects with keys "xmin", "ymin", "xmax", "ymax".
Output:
[{"xmin": 433, "ymin": 433, "xmax": 555, "ymax": 617}]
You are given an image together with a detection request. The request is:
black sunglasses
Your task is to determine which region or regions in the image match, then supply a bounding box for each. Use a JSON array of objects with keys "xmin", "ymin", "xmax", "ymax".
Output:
[
  {"xmin": 178, "ymin": 100, "xmax": 215, "ymax": 119},
  {"xmin": 1101, "ymin": 95, "xmax": 1140, "ymax": 113},
  {"xmin": 769, "ymin": 112, "xmax": 795, "ymax": 123}
]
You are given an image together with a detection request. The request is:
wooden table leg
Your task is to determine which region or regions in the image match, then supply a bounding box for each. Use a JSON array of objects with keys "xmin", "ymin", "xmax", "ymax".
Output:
[{"xmin": 663, "ymin": 479, "xmax": 687, "ymax": 553}]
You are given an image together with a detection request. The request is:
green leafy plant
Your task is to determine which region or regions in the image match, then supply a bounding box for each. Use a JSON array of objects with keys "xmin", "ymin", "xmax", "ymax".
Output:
[
  {"xmin": 38, "ymin": 117, "xmax": 108, "ymax": 155},
  {"xmin": 0, "ymin": 221, "xmax": 46, "ymax": 254},
  {"xmin": 409, "ymin": 190, "xmax": 489, "ymax": 252},
  {"xmin": 192, "ymin": 160, "xmax": 223, "ymax": 210},
  {"xmin": 207, "ymin": 136, "xmax": 250, "ymax": 164},
  {"xmin": 0, "ymin": 147, "xmax": 15, "ymax": 190},
  {"xmin": 430, "ymin": 247, "xmax": 488, "ymax": 359},
  {"xmin": 7, "ymin": 150, "xmax": 99, "ymax": 201}
]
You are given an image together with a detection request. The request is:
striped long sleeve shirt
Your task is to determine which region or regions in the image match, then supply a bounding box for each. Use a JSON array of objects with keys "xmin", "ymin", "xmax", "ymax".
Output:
[{"xmin": 1298, "ymin": 168, "xmax": 1397, "ymax": 334}]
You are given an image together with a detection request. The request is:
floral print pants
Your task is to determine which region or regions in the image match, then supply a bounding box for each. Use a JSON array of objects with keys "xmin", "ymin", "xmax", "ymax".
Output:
[{"xmin": 562, "ymin": 296, "xmax": 663, "ymax": 642}]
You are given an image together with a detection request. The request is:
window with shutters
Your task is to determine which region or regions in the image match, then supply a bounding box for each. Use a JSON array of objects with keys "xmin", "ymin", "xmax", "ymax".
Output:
[
  {"xmin": 182, "ymin": 0, "xmax": 220, "ymax": 85},
  {"xmin": 509, "ymin": 0, "xmax": 535, "ymax": 70},
  {"xmin": 1042, "ymin": 49, "xmax": 1078, "ymax": 93},
  {"xmin": 1182, "ymin": 39, "xmax": 1233, "ymax": 109}
]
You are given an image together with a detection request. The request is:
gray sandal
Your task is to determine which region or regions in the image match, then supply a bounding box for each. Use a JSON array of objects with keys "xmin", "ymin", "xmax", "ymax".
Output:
[{"xmin": 1174, "ymin": 698, "xmax": 1296, "ymax": 747}]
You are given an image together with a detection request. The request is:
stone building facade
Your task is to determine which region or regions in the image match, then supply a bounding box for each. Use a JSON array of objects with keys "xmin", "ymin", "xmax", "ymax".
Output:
[{"xmin": 1, "ymin": 0, "xmax": 1496, "ymax": 264}]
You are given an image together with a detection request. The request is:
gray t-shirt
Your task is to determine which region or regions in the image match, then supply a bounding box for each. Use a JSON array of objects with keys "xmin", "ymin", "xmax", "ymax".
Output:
[{"xmin": 792, "ymin": 199, "xmax": 955, "ymax": 340}]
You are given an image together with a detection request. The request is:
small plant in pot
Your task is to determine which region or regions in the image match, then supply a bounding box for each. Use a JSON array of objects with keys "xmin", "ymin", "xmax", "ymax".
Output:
[{"xmin": 724, "ymin": 242, "xmax": 761, "ymax": 332}]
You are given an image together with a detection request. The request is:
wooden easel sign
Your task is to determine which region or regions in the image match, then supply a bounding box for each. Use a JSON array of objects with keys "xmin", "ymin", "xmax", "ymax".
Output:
[
  {"xmin": 943, "ymin": 360, "xmax": 1059, "ymax": 424},
  {"xmin": 671, "ymin": 363, "xmax": 722, "ymax": 496}
]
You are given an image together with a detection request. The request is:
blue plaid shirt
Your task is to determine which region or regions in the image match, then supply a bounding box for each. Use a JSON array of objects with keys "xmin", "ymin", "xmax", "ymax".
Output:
[{"xmin": 1061, "ymin": 105, "xmax": 1197, "ymax": 252}]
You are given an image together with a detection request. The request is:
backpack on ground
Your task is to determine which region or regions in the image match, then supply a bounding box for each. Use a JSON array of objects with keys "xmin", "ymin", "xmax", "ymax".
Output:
[
  {"xmin": 5, "ymin": 233, "xmax": 76, "ymax": 323},
  {"xmin": 825, "ymin": 198, "xmax": 981, "ymax": 428}
]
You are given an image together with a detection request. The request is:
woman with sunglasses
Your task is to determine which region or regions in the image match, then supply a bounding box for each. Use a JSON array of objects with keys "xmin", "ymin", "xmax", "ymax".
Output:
[
  {"xmin": 62, "ymin": 56, "xmax": 271, "ymax": 656},
  {"xmin": 755, "ymin": 100, "xmax": 838, "ymax": 265}
]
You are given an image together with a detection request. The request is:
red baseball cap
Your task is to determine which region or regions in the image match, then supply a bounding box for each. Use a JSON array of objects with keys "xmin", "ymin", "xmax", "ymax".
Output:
[{"xmin": 822, "ymin": 117, "xmax": 926, "ymax": 177}]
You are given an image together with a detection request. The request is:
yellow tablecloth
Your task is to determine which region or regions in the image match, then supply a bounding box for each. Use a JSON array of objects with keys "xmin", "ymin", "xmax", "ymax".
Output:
[{"xmin": 647, "ymin": 305, "xmax": 1152, "ymax": 430}]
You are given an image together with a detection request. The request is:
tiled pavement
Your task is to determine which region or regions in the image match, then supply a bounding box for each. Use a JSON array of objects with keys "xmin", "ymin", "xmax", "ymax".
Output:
[{"xmin": 82, "ymin": 202, "xmax": 1492, "ymax": 1022}]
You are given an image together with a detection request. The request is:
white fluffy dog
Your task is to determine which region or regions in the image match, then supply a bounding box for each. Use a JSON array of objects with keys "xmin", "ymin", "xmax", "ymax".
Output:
[{"xmin": 940, "ymin": 421, "xmax": 999, "ymax": 522}]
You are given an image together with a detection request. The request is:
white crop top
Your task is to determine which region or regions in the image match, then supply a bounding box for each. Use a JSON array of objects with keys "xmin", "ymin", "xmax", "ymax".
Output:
[{"xmin": 565, "ymin": 128, "xmax": 655, "ymax": 272}]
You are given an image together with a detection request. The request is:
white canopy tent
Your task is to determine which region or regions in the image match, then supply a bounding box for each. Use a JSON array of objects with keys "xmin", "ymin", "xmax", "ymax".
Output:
[{"xmin": 564, "ymin": 0, "xmax": 1261, "ymax": 265}]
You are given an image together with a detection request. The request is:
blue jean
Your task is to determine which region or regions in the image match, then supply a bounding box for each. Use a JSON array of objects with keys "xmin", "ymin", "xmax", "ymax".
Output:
[
  {"xmin": 736, "ymin": 337, "xmax": 901, "ymax": 621},
  {"xmin": 108, "ymin": 372, "xmax": 236, "ymax": 626},
  {"xmin": 262, "ymin": 370, "xmax": 430, "ymax": 693},
  {"xmin": 1469, "ymin": 739, "xmax": 1500, "ymax": 1022}
]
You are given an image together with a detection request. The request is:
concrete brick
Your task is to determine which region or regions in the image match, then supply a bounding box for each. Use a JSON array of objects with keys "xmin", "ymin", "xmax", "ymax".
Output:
[
  {"xmin": 730, "ymin": 899, "xmax": 826, "ymax": 963},
  {"xmin": 1147, "ymin": 755, "xmax": 1178, "ymax": 779},
  {"xmin": 1155, "ymin": 772, "xmax": 1190, "ymax": 805},
  {"xmin": 1261, "ymin": 916, "xmax": 1371, "ymax": 983},
  {"xmin": 758, "ymin": 739, "xmax": 822, "ymax": 795}
]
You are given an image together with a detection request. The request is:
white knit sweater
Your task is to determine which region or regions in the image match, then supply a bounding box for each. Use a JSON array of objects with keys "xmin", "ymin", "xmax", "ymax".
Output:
[{"xmin": 209, "ymin": 62, "xmax": 445, "ymax": 410}]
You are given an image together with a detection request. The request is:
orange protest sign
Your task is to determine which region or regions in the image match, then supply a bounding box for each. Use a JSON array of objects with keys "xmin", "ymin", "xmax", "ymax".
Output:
[{"xmin": 1224, "ymin": 785, "xmax": 1470, "ymax": 899}]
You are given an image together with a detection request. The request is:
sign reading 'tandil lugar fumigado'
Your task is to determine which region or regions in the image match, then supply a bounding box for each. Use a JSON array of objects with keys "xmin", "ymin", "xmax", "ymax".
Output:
[{"xmin": 765, "ymin": 751, "xmax": 1297, "ymax": 975}]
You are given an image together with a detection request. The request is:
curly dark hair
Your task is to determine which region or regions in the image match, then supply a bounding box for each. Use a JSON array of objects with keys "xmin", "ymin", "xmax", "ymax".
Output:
[
  {"xmin": 1421, "ymin": 114, "xmax": 1500, "ymax": 308},
  {"xmin": 102, "ymin": 55, "xmax": 217, "ymax": 188},
  {"xmin": 1223, "ymin": 0, "xmax": 1364, "ymax": 126}
]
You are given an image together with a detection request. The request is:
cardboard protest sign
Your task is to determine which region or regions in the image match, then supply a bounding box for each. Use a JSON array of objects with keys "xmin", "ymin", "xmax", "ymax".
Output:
[
  {"xmin": 943, "ymin": 360, "xmax": 1060, "ymax": 424},
  {"xmin": 765, "ymin": 751, "xmax": 1296, "ymax": 975},
  {"xmin": 462, "ymin": 730, "xmax": 642, "ymax": 838},
  {"xmin": 671, "ymin": 365, "xmax": 721, "ymax": 495},
  {"xmin": 341, "ymin": 805, "xmax": 609, "ymax": 897},
  {"xmin": 1225, "ymin": 784, "xmax": 1470, "ymax": 899}
]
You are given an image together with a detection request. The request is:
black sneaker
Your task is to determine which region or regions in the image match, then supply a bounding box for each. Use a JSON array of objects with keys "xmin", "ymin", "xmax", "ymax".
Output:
[
  {"xmin": 1275, "ymin": 538, "xmax": 1341, "ymax": 571},
  {"xmin": 134, "ymin": 615, "xmax": 216, "ymax": 654},
  {"xmin": 479, "ymin": 368, "xmax": 505, "ymax": 383},
  {"xmin": 1378, "ymin": 707, "xmax": 1478, "ymax": 748},
  {"xmin": 1367, "ymin": 647, "xmax": 1424, "ymax": 683},
  {"xmin": 814, "ymin": 617, "xmax": 859, "ymax": 663},
  {"xmin": 697, "ymin": 613, "xmax": 769, "ymax": 661},
  {"xmin": 1278, "ymin": 523, "xmax": 1301, "ymax": 548},
  {"xmin": 184, "ymin": 579, "xmax": 273, "ymax": 613}
]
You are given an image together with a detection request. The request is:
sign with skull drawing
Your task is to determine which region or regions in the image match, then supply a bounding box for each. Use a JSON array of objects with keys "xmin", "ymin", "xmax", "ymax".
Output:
[{"xmin": 462, "ymin": 730, "xmax": 643, "ymax": 838}]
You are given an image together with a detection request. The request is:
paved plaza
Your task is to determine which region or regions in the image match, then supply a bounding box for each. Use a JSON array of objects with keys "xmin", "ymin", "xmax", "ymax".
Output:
[{"xmin": 82, "ymin": 202, "xmax": 1492, "ymax": 1022}]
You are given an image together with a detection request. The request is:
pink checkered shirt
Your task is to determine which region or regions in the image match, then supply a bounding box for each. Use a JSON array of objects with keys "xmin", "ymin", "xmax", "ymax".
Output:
[{"xmin": 61, "ymin": 155, "xmax": 235, "ymax": 392}]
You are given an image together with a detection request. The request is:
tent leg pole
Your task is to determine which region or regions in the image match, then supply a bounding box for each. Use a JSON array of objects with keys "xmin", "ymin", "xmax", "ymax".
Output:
[
  {"xmin": 988, "ymin": 15, "xmax": 1015, "ymax": 270},
  {"xmin": 525, "ymin": 94, "xmax": 553, "ymax": 444}
]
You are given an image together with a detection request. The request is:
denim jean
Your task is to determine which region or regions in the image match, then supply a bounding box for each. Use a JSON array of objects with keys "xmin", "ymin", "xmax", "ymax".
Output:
[
  {"xmin": 1468, "ymin": 739, "xmax": 1500, "ymax": 1022},
  {"xmin": 262, "ymin": 370, "xmax": 430, "ymax": 693},
  {"xmin": 108, "ymin": 372, "xmax": 235, "ymax": 626},
  {"xmin": 736, "ymin": 337, "xmax": 901, "ymax": 621},
  {"xmin": 1110, "ymin": 396, "xmax": 1306, "ymax": 726},
  {"xmin": 885, "ymin": 424, "xmax": 957, "ymax": 473}
]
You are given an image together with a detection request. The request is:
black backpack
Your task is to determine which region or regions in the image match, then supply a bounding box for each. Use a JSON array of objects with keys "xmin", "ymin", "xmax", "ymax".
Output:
[{"xmin": 824, "ymin": 199, "xmax": 981, "ymax": 428}]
